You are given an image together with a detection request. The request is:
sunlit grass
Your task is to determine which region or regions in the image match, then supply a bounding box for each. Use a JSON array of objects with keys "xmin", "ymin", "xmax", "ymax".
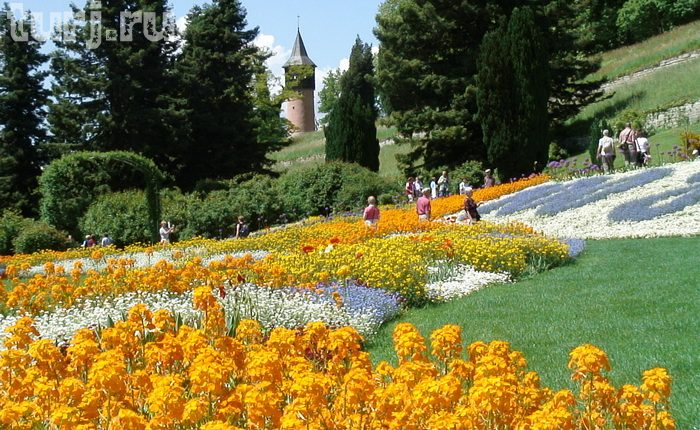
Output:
[
  {"xmin": 367, "ymin": 236, "xmax": 700, "ymax": 428},
  {"xmin": 591, "ymin": 20, "xmax": 700, "ymax": 81}
]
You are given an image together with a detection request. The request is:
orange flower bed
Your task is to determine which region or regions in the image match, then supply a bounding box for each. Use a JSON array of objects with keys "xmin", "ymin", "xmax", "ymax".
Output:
[{"xmin": 0, "ymin": 289, "xmax": 674, "ymax": 429}]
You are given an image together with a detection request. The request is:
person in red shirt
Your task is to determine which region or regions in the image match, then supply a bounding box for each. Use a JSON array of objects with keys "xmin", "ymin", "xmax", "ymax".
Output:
[
  {"xmin": 363, "ymin": 196, "xmax": 380, "ymax": 228},
  {"xmin": 416, "ymin": 188, "xmax": 432, "ymax": 221},
  {"xmin": 405, "ymin": 177, "xmax": 415, "ymax": 202}
]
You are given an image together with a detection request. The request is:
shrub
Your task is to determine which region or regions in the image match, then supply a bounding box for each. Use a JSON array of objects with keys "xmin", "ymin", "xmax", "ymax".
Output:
[
  {"xmin": 181, "ymin": 190, "xmax": 237, "ymax": 239},
  {"xmin": 13, "ymin": 222, "xmax": 68, "ymax": 254},
  {"xmin": 277, "ymin": 162, "xmax": 391, "ymax": 216},
  {"xmin": 0, "ymin": 211, "xmax": 31, "ymax": 255},
  {"xmin": 39, "ymin": 151, "xmax": 165, "ymax": 240},
  {"xmin": 450, "ymin": 160, "xmax": 486, "ymax": 191},
  {"xmin": 80, "ymin": 191, "xmax": 152, "ymax": 247}
]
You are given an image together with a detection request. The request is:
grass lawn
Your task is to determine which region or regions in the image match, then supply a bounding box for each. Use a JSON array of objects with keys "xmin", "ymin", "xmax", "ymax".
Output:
[
  {"xmin": 571, "ymin": 56, "xmax": 700, "ymax": 134},
  {"xmin": 591, "ymin": 20, "xmax": 700, "ymax": 81},
  {"xmin": 366, "ymin": 237, "xmax": 700, "ymax": 428}
]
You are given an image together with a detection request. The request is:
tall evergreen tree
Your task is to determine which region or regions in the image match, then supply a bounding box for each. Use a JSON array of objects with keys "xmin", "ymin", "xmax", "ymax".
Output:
[
  {"xmin": 374, "ymin": 0, "xmax": 489, "ymax": 171},
  {"xmin": 176, "ymin": 0, "xmax": 270, "ymax": 188},
  {"xmin": 375, "ymin": 0, "xmax": 603, "ymax": 169},
  {"xmin": 49, "ymin": 0, "xmax": 187, "ymax": 176},
  {"xmin": 0, "ymin": 7, "xmax": 48, "ymax": 215},
  {"xmin": 324, "ymin": 37, "xmax": 379, "ymax": 172},
  {"xmin": 477, "ymin": 7, "xmax": 550, "ymax": 180},
  {"xmin": 318, "ymin": 68, "xmax": 343, "ymax": 127}
]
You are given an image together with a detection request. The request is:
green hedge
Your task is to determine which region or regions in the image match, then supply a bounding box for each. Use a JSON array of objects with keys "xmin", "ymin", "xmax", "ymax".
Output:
[
  {"xmin": 12, "ymin": 222, "xmax": 68, "ymax": 254},
  {"xmin": 80, "ymin": 190, "xmax": 152, "ymax": 247}
]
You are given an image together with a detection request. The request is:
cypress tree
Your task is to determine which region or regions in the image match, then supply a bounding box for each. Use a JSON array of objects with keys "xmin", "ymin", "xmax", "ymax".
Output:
[
  {"xmin": 477, "ymin": 7, "xmax": 550, "ymax": 181},
  {"xmin": 0, "ymin": 7, "xmax": 48, "ymax": 215},
  {"xmin": 508, "ymin": 7, "xmax": 550, "ymax": 175},
  {"xmin": 324, "ymin": 37, "xmax": 379, "ymax": 172}
]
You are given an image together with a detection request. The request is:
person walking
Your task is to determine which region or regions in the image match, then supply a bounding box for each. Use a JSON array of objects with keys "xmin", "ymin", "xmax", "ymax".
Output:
[
  {"xmin": 437, "ymin": 171, "xmax": 449, "ymax": 197},
  {"xmin": 597, "ymin": 129, "xmax": 616, "ymax": 173},
  {"xmin": 416, "ymin": 188, "xmax": 432, "ymax": 222},
  {"xmin": 483, "ymin": 169, "xmax": 495, "ymax": 188},
  {"xmin": 430, "ymin": 176, "xmax": 438, "ymax": 199},
  {"xmin": 635, "ymin": 131, "xmax": 651, "ymax": 166},
  {"xmin": 363, "ymin": 196, "xmax": 380, "ymax": 228},
  {"xmin": 405, "ymin": 177, "xmax": 415, "ymax": 203},
  {"xmin": 618, "ymin": 123, "xmax": 637, "ymax": 167}
]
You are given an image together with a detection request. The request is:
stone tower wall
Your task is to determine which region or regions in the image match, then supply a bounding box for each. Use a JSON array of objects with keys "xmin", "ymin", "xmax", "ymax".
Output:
[{"xmin": 287, "ymin": 88, "xmax": 316, "ymax": 133}]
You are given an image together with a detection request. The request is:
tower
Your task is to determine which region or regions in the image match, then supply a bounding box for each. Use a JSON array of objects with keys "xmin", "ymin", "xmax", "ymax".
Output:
[{"xmin": 284, "ymin": 29, "xmax": 316, "ymax": 133}]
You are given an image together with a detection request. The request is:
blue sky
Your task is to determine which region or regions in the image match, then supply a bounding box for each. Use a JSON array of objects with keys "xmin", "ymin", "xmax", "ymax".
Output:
[{"xmin": 8, "ymin": 0, "xmax": 383, "ymax": 101}]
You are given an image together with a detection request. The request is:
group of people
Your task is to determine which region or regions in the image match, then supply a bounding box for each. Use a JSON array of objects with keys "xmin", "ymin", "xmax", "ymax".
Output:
[
  {"xmin": 597, "ymin": 122, "xmax": 651, "ymax": 173},
  {"xmin": 405, "ymin": 169, "xmax": 496, "ymax": 203},
  {"xmin": 81, "ymin": 233, "xmax": 113, "ymax": 248},
  {"xmin": 368, "ymin": 168, "xmax": 492, "ymax": 226}
]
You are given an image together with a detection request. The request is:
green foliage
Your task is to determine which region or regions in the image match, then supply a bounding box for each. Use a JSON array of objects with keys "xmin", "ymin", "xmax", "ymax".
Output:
[
  {"xmin": 277, "ymin": 162, "xmax": 390, "ymax": 216},
  {"xmin": 176, "ymin": 0, "xmax": 271, "ymax": 189},
  {"xmin": 49, "ymin": 0, "xmax": 187, "ymax": 178},
  {"xmin": 12, "ymin": 221, "xmax": 67, "ymax": 254},
  {"xmin": 549, "ymin": 142, "xmax": 570, "ymax": 162},
  {"xmin": 325, "ymin": 37, "xmax": 380, "ymax": 172},
  {"xmin": 477, "ymin": 7, "xmax": 550, "ymax": 180},
  {"xmin": 617, "ymin": 0, "xmax": 700, "ymax": 44},
  {"xmin": 0, "ymin": 211, "xmax": 31, "ymax": 255},
  {"xmin": 450, "ymin": 161, "xmax": 486, "ymax": 191},
  {"xmin": 0, "ymin": 7, "xmax": 48, "ymax": 216},
  {"xmin": 39, "ymin": 151, "xmax": 165, "ymax": 241},
  {"xmin": 318, "ymin": 69, "xmax": 344, "ymax": 126},
  {"xmin": 80, "ymin": 190, "xmax": 151, "ymax": 247},
  {"xmin": 374, "ymin": 0, "xmax": 487, "ymax": 170}
]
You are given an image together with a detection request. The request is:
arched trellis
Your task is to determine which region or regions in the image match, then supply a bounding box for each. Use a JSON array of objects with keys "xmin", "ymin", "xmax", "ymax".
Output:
[{"xmin": 39, "ymin": 151, "xmax": 166, "ymax": 243}]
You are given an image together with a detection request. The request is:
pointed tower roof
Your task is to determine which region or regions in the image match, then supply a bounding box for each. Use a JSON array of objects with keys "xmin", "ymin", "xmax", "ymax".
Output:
[{"xmin": 284, "ymin": 30, "xmax": 316, "ymax": 68}]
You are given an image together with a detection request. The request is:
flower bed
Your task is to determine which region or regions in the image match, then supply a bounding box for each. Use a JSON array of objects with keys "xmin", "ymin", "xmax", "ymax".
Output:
[
  {"xmin": 0, "ymin": 293, "xmax": 675, "ymax": 429},
  {"xmin": 479, "ymin": 161, "xmax": 700, "ymax": 239}
]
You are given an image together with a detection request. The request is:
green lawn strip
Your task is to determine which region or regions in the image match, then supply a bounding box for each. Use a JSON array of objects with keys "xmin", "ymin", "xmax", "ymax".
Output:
[
  {"xmin": 592, "ymin": 20, "xmax": 700, "ymax": 81},
  {"xmin": 366, "ymin": 237, "xmax": 700, "ymax": 427},
  {"xmin": 576, "ymin": 56, "xmax": 700, "ymax": 129}
]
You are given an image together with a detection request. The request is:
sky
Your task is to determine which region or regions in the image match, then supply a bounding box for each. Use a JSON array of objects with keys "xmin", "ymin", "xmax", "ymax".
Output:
[{"xmin": 7, "ymin": 0, "xmax": 384, "ymax": 113}]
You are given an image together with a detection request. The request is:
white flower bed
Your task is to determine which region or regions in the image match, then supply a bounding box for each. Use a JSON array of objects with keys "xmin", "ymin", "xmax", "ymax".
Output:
[
  {"xmin": 426, "ymin": 264, "xmax": 510, "ymax": 301},
  {"xmin": 0, "ymin": 282, "xmax": 402, "ymax": 346},
  {"xmin": 480, "ymin": 161, "xmax": 700, "ymax": 239}
]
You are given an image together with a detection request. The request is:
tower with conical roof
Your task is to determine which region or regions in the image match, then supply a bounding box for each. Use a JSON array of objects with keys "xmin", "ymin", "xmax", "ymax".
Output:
[{"xmin": 284, "ymin": 29, "xmax": 316, "ymax": 133}]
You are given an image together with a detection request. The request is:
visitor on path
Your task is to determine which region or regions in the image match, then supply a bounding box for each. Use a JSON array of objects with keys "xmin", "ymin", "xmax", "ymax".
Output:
[
  {"xmin": 100, "ymin": 234, "xmax": 113, "ymax": 247},
  {"xmin": 363, "ymin": 196, "xmax": 380, "ymax": 227},
  {"xmin": 430, "ymin": 176, "xmax": 438, "ymax": 199},
  {"xmin": 463, "ymin": 188, "xmax": 481, "ymax": 223},
  {"xmin": 235, "ymin": 216, "xmax": 250, "ymax": 239},
  {"xmin": 159, "ymin": 221, "xmax": 175, "ymax": 244},
  {"xmin": 597, "ymin": 129, "xmax": 616, "ymax": 173},
  {"xmin": 483, "ymin": 169, "xmax": 495, "ymax": 188},
  {"xmin": 416, "ymin": 188, "xmax": 432, "ymax": 222},
  {"xmin": 82, "ymin": 235, "xmax": 96, "ymax": 248},
  {"xmin": 635, "ymin": 132, "xmax": 651, "ymax": 166},
  {"xmin": 405, "ymin": 177, "xmax": 415, "ymax": 203},
  {"xmin": 618, "ymin": 123, "xmax": 637, "ymax": 167},
  {"xmin": 437, "ymin": 171, "xmax": 449, "ymax": 197},
  {"xmin": 458, "ymin": 178, "xmax": 470, "ymax": 195},
  {"xmin": 413, "ymin": 176, "xmax": 423, "ymax": 198}
]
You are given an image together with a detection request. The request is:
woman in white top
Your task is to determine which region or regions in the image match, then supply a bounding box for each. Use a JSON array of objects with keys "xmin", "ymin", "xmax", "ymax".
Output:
[{"xmin": 635, "ymin": 132, "xmax": 650, "ymax": 166}]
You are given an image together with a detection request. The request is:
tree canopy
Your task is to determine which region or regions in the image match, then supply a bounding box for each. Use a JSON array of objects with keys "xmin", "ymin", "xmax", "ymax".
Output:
[
  {"xmin": 325, "ymin": 37, "xmax": 380, "ymax": 172},
  {"xmin": 0, "ymin": 6, "xmax": 48, "ymax": 216}
]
